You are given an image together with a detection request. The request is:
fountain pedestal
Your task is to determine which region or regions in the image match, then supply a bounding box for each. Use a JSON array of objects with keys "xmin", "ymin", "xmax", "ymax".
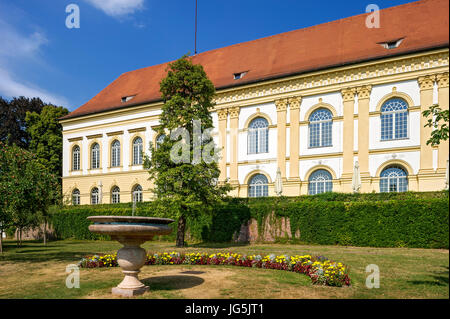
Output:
[{"xmin": 87, "ymin": 216, "xmax": 174, "ymax": 297}]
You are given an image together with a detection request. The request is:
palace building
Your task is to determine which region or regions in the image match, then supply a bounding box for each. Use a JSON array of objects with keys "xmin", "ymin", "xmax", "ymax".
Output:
[{"xmin": 60, "ymin": 0, "xmax": 449, "ymax": 205}]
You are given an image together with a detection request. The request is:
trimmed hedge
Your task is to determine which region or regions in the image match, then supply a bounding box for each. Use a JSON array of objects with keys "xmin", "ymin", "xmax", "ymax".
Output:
[
  {"xmin": 280, "ymin": 198, "xmax": 449, "ymax": 248},
  {"xmin": 49, "ymin": 191, "xmax": 449, "ymax": 248},
  {"xmin": 49, "ymin": 200, "xmax": 250, "ymax": 243}
]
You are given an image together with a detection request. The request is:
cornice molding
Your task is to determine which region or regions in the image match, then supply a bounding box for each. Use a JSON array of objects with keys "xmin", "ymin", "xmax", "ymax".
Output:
[
  {"xmin": 213, "ymin": 50, "xmax": 449, "ymax": 106},
  {"xmin": 68, "ymin": 137, "xmax": 83, "ymax": 142},
  {"xmin": 86, "ymin": 134, "xmax": 103, "ymax": 139},
  {"xmin": 127, "ymin": 127, "xmax": 146, "ymax": 133},
  {"xmin": 106, "ymin": 130, "xmax": 124, "ymax": 137}
]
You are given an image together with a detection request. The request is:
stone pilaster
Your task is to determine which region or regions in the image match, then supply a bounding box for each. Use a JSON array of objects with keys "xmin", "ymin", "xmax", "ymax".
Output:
[
  {"xmin": 356, "ymin": 85, "xmax": 372, "ymax": 192},
  {"xmin": 288, "ymin": 96, "xmax": 301, "ymax": 181},
  {"xmin": 436, "ymin": 72, "xmax": 449, "ymax": 175},
  {"xmin": 228, "ymin": 106, "xmax": 240, "ymax": 185},
  {"xmin": 417, "ymin": 75, "xmax": 437, "ymax": 191},
  {"xmin": 341, "ymin": 87, "xmax": 357, "ymax": 192},
  {"xmin": 418, "ymin": 75, "xmax": 436, "ymax": 175},
  {"xmin": 275, "ymin": 98, "xmax": 288, "ymax": 180},
  {"xmin": 217, "ymin": 108, "xmax": 228, "ymax": 182}
]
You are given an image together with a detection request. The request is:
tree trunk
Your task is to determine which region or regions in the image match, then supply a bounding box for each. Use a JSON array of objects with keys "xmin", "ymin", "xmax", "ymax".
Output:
[
  {"xmin": 43, "ymin": 219, "xmax": 47, "ymax": 246},
  {"xmin": 176, "ymin": 215, "xmax": 186, "ymax": 248},
  {"xmin": 0, "ymin": 228, "xmax": 3, "ymax": 254},
  {"xmin": 17, "ymin": 227, "xmax": 22, "ymax": 247}
]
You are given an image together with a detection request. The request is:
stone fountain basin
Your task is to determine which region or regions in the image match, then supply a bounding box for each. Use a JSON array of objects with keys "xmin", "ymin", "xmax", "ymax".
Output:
[
  {"xmin": 87, "ymin": 215, "xmax": 175, "ymax": 297},
  {"xmin": 87, "ymin": 216, "xmax": 174, "ymax": 239}
]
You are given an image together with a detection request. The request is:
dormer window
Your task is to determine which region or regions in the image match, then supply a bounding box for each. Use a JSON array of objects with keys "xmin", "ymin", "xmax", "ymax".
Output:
[
  {"xmin": 233, "ymin": 71, "xmax": 247, "ymax": 80},
  {"xmin": 379, "ymin": 38, "xmax": 404, "ymax": 50},
  {"xmin": 121, "ymin": 95, "xmax": 135, "ymax": 103}
]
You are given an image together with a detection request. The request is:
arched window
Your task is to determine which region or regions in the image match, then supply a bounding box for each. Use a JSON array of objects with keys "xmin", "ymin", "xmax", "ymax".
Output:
[
  {"xmin": 91, "ymin": 143, "xmax": 100, "ymax": 169},
  {"xmin": 248, "ymin": 174, "xmax": 269, "ymax": 197},
  {"xmin": 72, "ymin": 146, "xmax": 80, "ymax": 171},
  {"xmin": 380, "ymin": 98, "xmax": 408, "ymax": 141},
  {"xmin": 91, "ymin": 187, "xmax": 99, "ymax": 205},
  {"xmin": 72, "ymin": 189, "xmax": 80, "ymax": 205},
  {"xmin": 132, "ymin": 184, "xmax": 143, "ymax": 203},
  {"xmin": 380, "ymin": 165, "xmax": 408, "ymax": 192},
  {"xmin": 308, "ymin": 169, "xmax": 333, "ymax": 195},
  {"xmin": 309, "ymin": 109, "xmax": 333, "ymax": 148},
  {"xmin": 156, "ymin": 134, "xmax": 165, "ymax": 149},
  {"xmin": 132, "ymin": 137, "xmax": 143, "ymax": 165},
  {"xmin": 248, "ymin": 117, "xmax": 269, "ymax": 154},
  {"xmin": 111, "ymin": 140, "xmax": 120, "ymax": 167},
  {"xmin": 111, "ymin": 186, "xmax": 120, "ymax": 204}
]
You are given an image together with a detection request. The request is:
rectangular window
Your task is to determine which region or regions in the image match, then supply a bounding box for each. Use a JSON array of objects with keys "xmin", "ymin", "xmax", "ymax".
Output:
[
  {"xmin": 92, "ymin": 150, "xmax": 100, "ymax": 169},
  {"xmin": 321, "ymin": 122, "xmax": 332, "ymax": 147},
  {"xmin": 381, "ymin": 114, "xmax": 393, "ymax": 140},
  {"xmin": 259, "ymin": 128, "xmax": 268, "ymax": 153},
  {"xmin": 133, "ymin": 144, "xmax": 143, "ymax": 165},
  {"xmin": 248, "ymin": 130, "xmax": 258, "ymax": 154},
  {"xmin": 309, "ymin": 123, "xmax": 320, "ymax": 147},
  {"xmin": 395, "ymin": 112, "xmax": 408, "ymax": 139},
  {"xmin": 92, "ymin": 150, "xmax": 99, "ymax": 169},
  {"xmin": 73, "ymin": 152, "xmax": 80, "ymax": 171}
]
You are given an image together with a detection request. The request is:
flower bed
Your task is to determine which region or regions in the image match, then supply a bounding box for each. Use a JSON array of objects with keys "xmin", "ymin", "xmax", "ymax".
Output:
[{"xmin": 78, "ymin": 251, "xmax": 351, "ymax": 287}]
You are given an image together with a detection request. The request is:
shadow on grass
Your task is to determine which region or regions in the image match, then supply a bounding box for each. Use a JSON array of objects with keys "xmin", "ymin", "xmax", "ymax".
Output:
[
  {"xmin": 0, "ymin": 240, "xmax": 109, "ymax": 263},
  {"xmin": 142, "ymin": 275, "xmax": 204, "ymax": 291},
  {"xmin": 408, "ymin": 266, "xmax": 449, "ymax": 287},
  {"xmin": 0, "ymin": 251, "xmax": 96, "ymax": 263},
  {"xmin": 190, "ymin": 242, "xmax": 250, "ymax": 249}
]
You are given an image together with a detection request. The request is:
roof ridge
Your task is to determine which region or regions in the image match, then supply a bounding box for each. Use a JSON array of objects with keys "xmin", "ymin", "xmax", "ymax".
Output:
[
  {"xmin": 62, "ymin": 0, "xmax": 448, "ymax": 120},
  {"xmin": 118, "ymin": 0, "xmax": 428, "ymax": 76}
]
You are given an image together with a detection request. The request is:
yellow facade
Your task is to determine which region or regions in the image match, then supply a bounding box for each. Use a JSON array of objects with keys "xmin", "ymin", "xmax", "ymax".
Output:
[{"xmin": 61, "ymin": 49, "xmax": 449, "ymax": 204}]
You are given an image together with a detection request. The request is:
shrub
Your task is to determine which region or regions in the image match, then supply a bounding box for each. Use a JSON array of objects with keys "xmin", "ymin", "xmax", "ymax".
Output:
[{"xmin": 49, "ymin": 191, "xmax": 449, "ymax": 248}]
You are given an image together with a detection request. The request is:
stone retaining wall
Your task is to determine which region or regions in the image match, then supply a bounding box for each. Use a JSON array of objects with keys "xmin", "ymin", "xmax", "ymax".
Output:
[{"xmin": 233, "ymin": 212, "xmax": 300, "ymax": 243}]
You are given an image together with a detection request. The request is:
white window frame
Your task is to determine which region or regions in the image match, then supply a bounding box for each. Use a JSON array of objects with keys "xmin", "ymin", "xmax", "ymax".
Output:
[
  {"xmin": 308, "ymin": 109, "xmax": 333, "ymax": 149},
  {"xmin": 91, "ymin": 143, "xmax": 100, "ymax": 169},
  {"xmin": 111, "ymin": 186, "xmax": 120, "ymax": 203},
  {"xmin": 111, "ymin": 140, "xmax": 121, "ymax": 167},
  {"xmin": 380, "ymin": 99, "xmax": 409, "ymax": 141},
  {"xmin": 132, "ymin": 137, "xmax": 143, "ymax": 165},
  {"xmin": 132, "ymin": 185, "xmax": 143, "ymax": 203},
  {"xmin": 72, "ymin": 189, "xmax": 80, "ymax": 205},
  {"xmin": 247, "ymin": 118, "xmax": 269, "ymax": 155},
  {"xmin": 91, "ymin": 187, "xmax": 99, "ymax": 205},
  {"xmin": 72, "ymin": 146, "xmax": 80, "ymax": 171}
]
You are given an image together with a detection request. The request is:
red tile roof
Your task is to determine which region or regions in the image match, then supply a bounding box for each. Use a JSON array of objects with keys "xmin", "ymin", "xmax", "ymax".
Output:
[{"xmin": 62, "ymin": 0, "xmax": 449, "ymax": 120}]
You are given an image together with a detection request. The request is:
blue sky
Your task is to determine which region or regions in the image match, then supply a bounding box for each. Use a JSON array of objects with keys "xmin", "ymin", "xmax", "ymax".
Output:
[{"xmin": 0, "ymin": 0, "xmax": 414, "ymax": 111}]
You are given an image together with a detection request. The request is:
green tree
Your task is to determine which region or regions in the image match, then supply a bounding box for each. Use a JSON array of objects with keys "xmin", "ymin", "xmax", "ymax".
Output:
[
  {"xmin": 422, "ymin": 104, "xmax": 449, "ymax": 146},
  {"xmin": 144, "ymin": 56, "xmax": 232, "ymax": 247},
  {"xmin": 0, "ymin": 142, "xmax": 59, "ymax": 248},
  {"xmin": 0, "ymin": 190, "xmax": 10, "ymax": 253},
  {"xmin": 25, "ymin": 104, "xmax": 69, "ymax": 178},
  {"xmin": 0, "ymin": 96, "xmax": 46, "ymax": 149}
]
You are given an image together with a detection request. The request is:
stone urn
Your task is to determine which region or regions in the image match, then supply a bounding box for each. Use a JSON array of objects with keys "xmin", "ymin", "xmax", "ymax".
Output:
[{"xmin": 87, "ymin": 216, "xmax": 174, "ymax": 297}]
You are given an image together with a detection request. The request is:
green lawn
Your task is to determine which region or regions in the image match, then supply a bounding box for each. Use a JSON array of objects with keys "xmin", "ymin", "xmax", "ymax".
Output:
[{"xmin": 0, "ymin": 239, "xmax": 448, "ymax": 299}]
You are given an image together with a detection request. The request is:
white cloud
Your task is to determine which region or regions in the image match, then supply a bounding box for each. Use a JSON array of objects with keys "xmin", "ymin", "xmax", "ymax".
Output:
[
  {"xmin": 84, "ymin": 0, "xmax": 145, "ymax": 17},
  {"xmin": 0, "ymin": 20, "xmax": 48, "ymax": 59},
  {"xmin": 0, "ymin": 67, "xmax": 68, "ymax": 106},
  {"xmin": 0, "ymin": 18, "xmax": 69, "ymax": 106}
]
